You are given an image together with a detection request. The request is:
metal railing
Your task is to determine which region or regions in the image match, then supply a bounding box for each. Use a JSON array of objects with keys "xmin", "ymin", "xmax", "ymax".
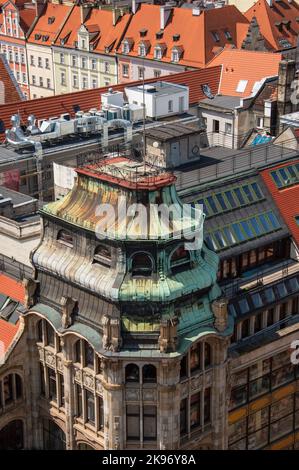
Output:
[
  {"xmin": 0, "ymin": 253, "xmax": 33, "ymax": 281},
  {"xmin": 176, "ymin": 139, "xmax": 298, "ymax": 191}
]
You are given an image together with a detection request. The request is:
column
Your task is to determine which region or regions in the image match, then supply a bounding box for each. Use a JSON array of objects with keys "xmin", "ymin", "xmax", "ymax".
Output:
[
  {"xmin": 102, "ymin": 358, "xmax": 124, "ymax": 449},
  {"xmin": 62, "ymin": 338, "xmax": 75, "ymax": 450},
  {"xmin": 158, "ymin": 359, "xmax": 180, "ymax": 450}
]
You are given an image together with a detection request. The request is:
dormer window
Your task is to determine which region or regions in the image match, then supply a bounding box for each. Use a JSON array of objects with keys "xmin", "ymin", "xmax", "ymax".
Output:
[
  {"xmin": 171, "ymin": 47, "xmax": 181, "ymax": 63},
  {"xmin": 173, "ymin": 34, "xmax": 180, "ymax": 42},
  {"xmin": 224, "ymin": 30, "xmax": 232, "ymax": 40},
  {"xmin": 48, "ymin": 16, "xmax": 55, "ymax": 25},
  {"xmin": 131, "ymin": 252, "xmax": 153, "ymax": 277},
  {"xmin": 156, "ymin": 31, "xmax": 163, "ymax": 40},
  {"xmin": 138, "ymin": 43, "xmax": 146, "ymax": 57},
  {"xmin": 154, "ymin": 43, "xmax": 166, "ymax": 60},
  {"xmin": 93, "ymin": 244, "xmax": 112, "ymax": 267},
  {"xmin": 139, "ymin": 28, "xmax": 147, "ymax": 38},
  {"xmin": 212, "ymin": 31, "xmax": 220, "ymax": 42},
  {"xmin": 170, "ymin": 245, "xmax": 191, "ymax": 274},
  {"xmin": 57, "ymin": 229, "xmax": 73, "ymax": 247},
  {"xmin": 122, "ymin": 39, "xmax": 132, "ymax": 54}
]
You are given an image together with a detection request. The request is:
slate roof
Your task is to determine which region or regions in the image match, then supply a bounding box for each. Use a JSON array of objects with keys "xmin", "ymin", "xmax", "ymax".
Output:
[{"xmin": 180, "ymin": 170, "xmax": 290, "ymax": 260}]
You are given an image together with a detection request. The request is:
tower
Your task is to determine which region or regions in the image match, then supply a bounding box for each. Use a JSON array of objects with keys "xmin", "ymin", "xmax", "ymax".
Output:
[{"xmin": 22, "ymin": 157, "xmax": 233, "ymax": 449}]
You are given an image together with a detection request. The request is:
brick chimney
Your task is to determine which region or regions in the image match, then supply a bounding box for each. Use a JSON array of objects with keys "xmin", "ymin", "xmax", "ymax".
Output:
[
  {"xmin": 160, "ymin": 5, "xmax": 172, "ymax": 30},
  {"xmin": 35, "ymin": 0, "xmax": 46, "ymax": 17}
]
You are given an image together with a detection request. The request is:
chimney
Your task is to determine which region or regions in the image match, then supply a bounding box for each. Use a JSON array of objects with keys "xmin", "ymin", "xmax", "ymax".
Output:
[
  {"xmin": 35, "ymin": 0, "xmax": 46, "ymax": 17},
  {"xmin": 80, "ymin": 4, "xmax": 91, "ymax": 25},
  {"xmin": 277, "ymin": 59, "xmax": 297, "ymax": 132},
  {"xmin": 160, "ymin": 5, "xmax": 172, "ymax": 30},
  {"xmin": 132, "ymin": 0, "xmax": 143, "ymax": 14},
  {"xmin": 112, "ymin": 8, "xmax": 121, "ymax": 26}
]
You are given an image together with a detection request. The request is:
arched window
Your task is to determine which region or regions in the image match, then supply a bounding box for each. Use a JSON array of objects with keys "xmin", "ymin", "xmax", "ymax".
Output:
[
  {"xmin": 45, "ymin": 322, "xmax": 55, "ymax": 347},
  {"xmin": 57, "ymin": 229, "xmax": 73, "ymax": 247},
  {"xmin": 125, "ymin": 364, "xmax": 139, "ymax": 383},
  {"xmin": 43, "ymin": 419, "xmax": 66, "ymax": 450},
  {"xmin": 84, "ymin": 342, "xmax": 94, "ymax": 369},
  {"xmin": 77, "ymin": 442, "xmax": 95, "ymax": 450},
  {"xmin": 170, "ymin": 245, "xmax": 191, "ymax": 274},
  {"xmin": 74, "ymin": 339, "xmax": 81, "ymax": 363},
  {"xmin": 131, "ymin": 253, "xmax": 153, "ymax": 277},
  {"xmin": 0, "ymin": 374, "xmax": 23, "ymax": 408},
  {"xmin": 37, "ymin": 319, "xmax": 43, "ymax": 342},
  {"xmin": 0, "ymin": 420, "xmax": 24, "ymax": 450},
  {"xmin": 93, "ymin": 244, "xmax": 112, "ymax": 267},
  {"xmin": 142, "ymin": 365, "xmax": 157, "ymax": 383},
  {"xmin": 15, "ymin": 374, "xmax": 22, "ymax": 399},
  {"xmin": 204, "ymin": 343, "xmax": 212, "ymax": 368}
]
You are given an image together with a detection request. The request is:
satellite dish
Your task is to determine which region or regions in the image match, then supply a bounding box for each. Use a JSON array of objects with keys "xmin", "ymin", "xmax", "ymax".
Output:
[{"xmin": 153, "ymin": 141, "xmax": 159, "ymax": 148}]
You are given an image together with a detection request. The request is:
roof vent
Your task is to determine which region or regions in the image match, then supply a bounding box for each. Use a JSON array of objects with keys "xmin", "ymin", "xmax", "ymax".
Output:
[
  {"xmin": 139, "ymin": 29, "xmax": 147, "ymax": 37},
  {"xmin": 48, "ymin": 17, "xmax": 55, "ymax": 25},
  {"xmin": 173, "ymin": 34, "xmax": 180, "ymax": 42}
]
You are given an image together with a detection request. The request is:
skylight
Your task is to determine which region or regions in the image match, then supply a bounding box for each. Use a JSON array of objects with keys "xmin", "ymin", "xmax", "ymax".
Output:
[
  {"xmin": 196, "ymin": 181, "xmax": 265, "ymax": 218},
  {"xmin": 270, "ymin": 163, "xmax": 299, "ymax": 189},
  {"xmin": 205, "ymin": 210, "xmax": 281, "ymax": 252},
  {"xmin": 236, "ymin": 80, "xmax": 248, "ymax": 93}
]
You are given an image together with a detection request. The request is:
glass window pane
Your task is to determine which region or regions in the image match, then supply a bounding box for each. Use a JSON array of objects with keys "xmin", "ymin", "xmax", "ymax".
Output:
[
  {"xmin": 215, "ymin": 193, "xmax": 228, "ymax": 211},
  {"xmin": 234, "ymin": 188, "xmax": 246, "ymax": 205},
  {"xmin": 252, "ymin": 293, "xmax": 263, "ymax": 308},
  {"xmin": 271, "ymin": 171, "xmax": 282, "ymax": 188},
  {"xmin": 278, "ymin": 168, "xmax": 288, "ymax": 183},
  {"xmin": 287, "ymin": 165, "xmax": 297, "ymax": 179},
  {"xmin": 287, "ymin": 277, "xmax": 299, "ymax": 293},
  {"xmin": 206, "ymin": 196, "xmax": 218, "ymax": 214},
  {"xmin": 232, "ymin": 223, "xmax": 246, "ymax": 242},
  {"xmin": 240, "ymin": 221, "xmax": 254, "ymax": 238},
  {"xmin": 214, "ymin": 230, "xmax": 227, "ymax": 248},
  {"xmin": 239, "ymin": 298, "xmax": 250, "ymax": 314},
  {"xmin": 258, "ymin": 214, "xmax": 271, "ymax": 232},
  {"xmin": 224, "ymin": 190, "xmax": 237, "ymax": 208},
  {"xmin": 276, "ymin": 282, "xmax": 288, "ymax": 298},
  {"xmin": 243, "ymin": 185, "xmax": 254, "ymax": 202},
  {"xmin": 266, "ymin": 211, "xmax": 280, "ymax": 230},
  {"xmin": 249, "ymin": 217, "xmax": 263, "ymax": 236},
  {"xmin": 251, "ymin": 182, "xmax": 263, "ymax": 199},
  {"xmin": 264, "ymin": 288, "xmax": 275, "ymax": 304},
  {"xmin": 223, "ymin": 227, "xmax": 237, "ymax": 245}
]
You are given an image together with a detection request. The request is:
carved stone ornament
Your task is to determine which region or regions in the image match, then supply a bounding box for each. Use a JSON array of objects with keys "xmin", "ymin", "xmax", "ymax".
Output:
[
  {"xmin": 60, "ymin": 296, "xmax": 76, "ymax": 329},
  {"xmin": 83, "ymin": 372, "xmax": 95, "ymax": 390},
  {"xmin": 23, "ymin": 278, "xmax": 39, "ymax": 309},
  {"xmin": 45, "ymin": 351, "xmax": 55, "ymax": 367},
  {"xmin": 212, "ymin": 298, "xmax": 229, "ymax": 333}
]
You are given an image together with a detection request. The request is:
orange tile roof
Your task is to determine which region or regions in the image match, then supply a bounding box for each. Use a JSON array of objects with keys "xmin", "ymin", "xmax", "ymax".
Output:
[
  {"xmin": 207, "ymin": 49, "xmax": 282, "ymax": 97},
  {"xmin": 54, "ymin": 6, "xmax": 131, "ymax": 54},
  {"xmin": 0, "ymin": 318, "xmax": 19, "ymax": 354},
  {"xmin": 0, "ymin": 66, "xmax": 221, "ymax": 140},
  {"xmin": 260, "ymin": 158, "xmax": 299, "ymax": 246},
  {"xmin": 19, "ymin": 6, "xmax": 36, "ymax": 34},
  {"xmin": 116, "ymin": 4, "xmax": 249, "ymax": 67},
  {"xmin": 0, "ymin": 53, "xmax": 24, "ymax": 102},
  {"xmin": 245, "ymin": 0, "xmax": 299, "ymax": 50},
  {"xmin": 0, "ymin": 273, "xmax": 25, "ymax": 303},
  {"xmin": 27, "ymin": 2, "xmax": 73, "ymax": 46}
]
